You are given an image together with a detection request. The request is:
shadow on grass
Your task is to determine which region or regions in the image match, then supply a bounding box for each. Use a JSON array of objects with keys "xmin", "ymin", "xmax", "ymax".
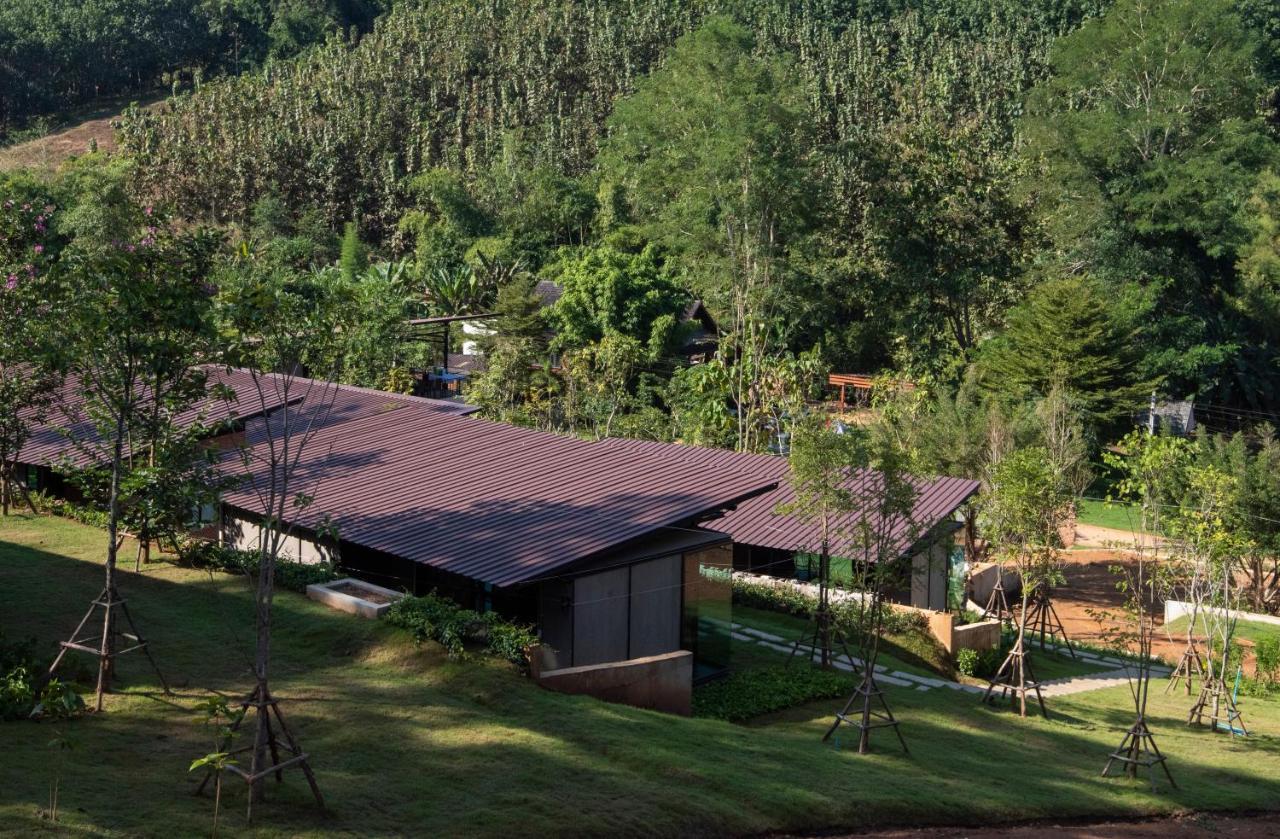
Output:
[{"xmin": 4, "ymin": 521, "xmax": 1280, "ymax": 837}]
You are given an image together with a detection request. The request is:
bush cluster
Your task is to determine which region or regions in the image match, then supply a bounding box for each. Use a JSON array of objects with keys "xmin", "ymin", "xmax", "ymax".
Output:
[
  {"xmin": 732, "ymin": 575, "xmax": 928, "ymax": 637},
  {"xmin": 177, "ymin": 540, "xmax": 339, "ymax": 594},
  {"xmin": 693, "ymin": 665, "xmax": 853, "ymax": 722},
  {"xmin": 30, "ymin": 492, "xmax": 111, "ymax": 529},
  {"xmin": 384, "ymin": 594, "xmax": 537, "ymax": 668},
  {"xmin": 0, "ymin": 632, "xmax": 83, "ymax": 722}
]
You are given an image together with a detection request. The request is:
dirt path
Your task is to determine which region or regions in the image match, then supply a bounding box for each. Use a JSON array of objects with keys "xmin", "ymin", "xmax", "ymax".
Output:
[{"xmin": 801, "ymin": 811, "xmax": 1280, "ymax": 838}]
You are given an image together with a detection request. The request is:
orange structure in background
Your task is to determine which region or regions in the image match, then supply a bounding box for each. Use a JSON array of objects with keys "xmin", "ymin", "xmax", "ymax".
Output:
[{"xmin": 828, "ymin": 373, "xmax": 916, "ymax": 410}]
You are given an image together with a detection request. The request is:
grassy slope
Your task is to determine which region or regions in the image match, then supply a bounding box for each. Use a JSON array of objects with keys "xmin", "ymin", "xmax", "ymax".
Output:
[
  {"xmin": 1167, "ymin": 616, "xmax": 1280, "ymax": 647},
  {"xmin": 2, "ymin": 515, "xmax": 1279, "ymax": 838},
  {"xmin": 1076, "ymin": 499, "xmax": 1149, "ymax": 534}
]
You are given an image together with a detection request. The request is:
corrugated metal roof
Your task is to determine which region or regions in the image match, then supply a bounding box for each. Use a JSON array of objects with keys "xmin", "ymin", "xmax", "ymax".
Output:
[
  {"xmin": 222, "ymin": 383, "xmax": 776, "ymax": 587},
  {"xmin": 596, "ymin": 438, "xmax": 979, "ymax": 561},
  {"xmin": 17, "ymin": 368, "xmax": 474, "ymax": 468}
]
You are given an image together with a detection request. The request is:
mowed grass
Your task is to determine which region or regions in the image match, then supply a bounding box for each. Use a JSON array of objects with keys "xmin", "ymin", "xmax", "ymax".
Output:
[
  {"xmin": 2, "ymin": 515, "xmax": 1280, "ymax": 838},
  {"xmin": 1076, "ymin": 499, "xmax": 1149, "ymax": 534},
  {"xmin": 1166, "ymin": 616, "xmax": 1280, "ymax": 648}
]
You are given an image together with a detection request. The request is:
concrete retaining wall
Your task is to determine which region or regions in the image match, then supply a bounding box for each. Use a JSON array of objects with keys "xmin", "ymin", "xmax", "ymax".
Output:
[
  {"xmin": 1165, "ymin": 600, "xmax": 1280, "ymax": 629},
  {"xmin": 532, "ymin": 649, "xmax": 693, "ymax": 716},
  {"xmin": 951, "ymin": 619, "xmax": 1002, "ymax": 653},
  {"xmin": 967, "ymin": 562, "xmax": 1021, "ymax": 609}
]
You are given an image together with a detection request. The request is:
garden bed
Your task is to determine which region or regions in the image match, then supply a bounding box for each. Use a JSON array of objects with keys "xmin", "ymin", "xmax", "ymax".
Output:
[{"xmin": 306, "ymin": 577, "xmax": 406, "ymax": 618}]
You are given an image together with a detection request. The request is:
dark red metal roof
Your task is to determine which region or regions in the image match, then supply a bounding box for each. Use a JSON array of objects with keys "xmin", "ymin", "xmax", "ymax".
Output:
[
  {"xmin": 17, "ymin": 368, "xmax": 473, "ymax": 469},
  {"xmin": 596, "ymin": 438, "xmax": 979, "ymax": 561},
  {"xmin": 222, "ymin": 383, "xmax": 776, "ymax": 587}
]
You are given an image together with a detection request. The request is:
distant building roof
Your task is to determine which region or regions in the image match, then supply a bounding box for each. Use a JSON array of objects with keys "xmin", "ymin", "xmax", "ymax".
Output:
[
  {"xmin": 1137, "ymin": 400, "xmax": 1196, "ymax": 436},
  {"xmin": 596, "ymin": 438, "xmax": 979, "ymax": 562},
  {"xmin": 221, "ymin": 376, "xmax": 776, "ymax": 588}
]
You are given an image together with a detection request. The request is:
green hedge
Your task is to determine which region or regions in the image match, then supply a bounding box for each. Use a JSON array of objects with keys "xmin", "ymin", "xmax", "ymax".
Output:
[
  {"xmin": 30, "ymin": 492, "xmax": 111, "ymax": 529},
  {"xmin": 384, "ymin": 594, "xmax": 537, "ymax": 668},
  {"xmin": 731, "ymin": 575, "xmax": 929, "ymax": 637},
  {"xmin": 693, "ymin": 665, "xmax": 854, "ymax": 722},
  {"xmin": 177, "ymin": 540, "xmax": 339, "ymax": 594}
]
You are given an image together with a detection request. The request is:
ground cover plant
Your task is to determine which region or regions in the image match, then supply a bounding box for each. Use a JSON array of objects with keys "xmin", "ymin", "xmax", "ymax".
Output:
[{"xmin": 4, "ymin": 515, "xmax": 1280, "ymax": 837}]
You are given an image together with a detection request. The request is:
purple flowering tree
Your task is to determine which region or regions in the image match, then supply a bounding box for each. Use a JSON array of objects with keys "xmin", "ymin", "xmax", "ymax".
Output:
[{"xmin": 0, "ymin": 195, "xmax": 64, "ymax": 515}]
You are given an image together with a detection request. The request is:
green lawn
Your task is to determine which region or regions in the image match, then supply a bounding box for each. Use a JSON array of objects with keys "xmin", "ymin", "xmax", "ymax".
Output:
[
  {"xmin": 1166, "ymin": 616, "xmax": 1280, "ymax": 648},
  {"xmin": 3, "ymin": 515, "xmax": 1280, "ymax": 837},
  {"xmin": 1076, "ymin": 498, "xmax": 1150, "ymax": 534}
]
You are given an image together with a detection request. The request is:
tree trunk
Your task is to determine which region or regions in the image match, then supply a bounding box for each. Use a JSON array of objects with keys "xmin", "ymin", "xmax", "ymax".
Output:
[{"xmin": 95, "ymin": 412, "xmax": 127, "ymax": 712}]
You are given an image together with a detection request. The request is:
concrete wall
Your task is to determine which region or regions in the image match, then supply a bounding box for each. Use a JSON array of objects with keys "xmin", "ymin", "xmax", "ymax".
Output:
[
  {"xmin": 951, "ymin": 619, "xmax": 1002, "ymax": 653},
  {"xmin": 968, "ymin": 561, "xmax": 1021, "ymax": 609},
  {"xmin": 532, "ymin": 649, "xmax": 693, "ymax": 716},
  {"xmin": 1165, "ymin": 600, "xmax": 1280, "ymax": 629},
  {"xmin": 222, "ymin": 512, "xmax": 328, "ymax": 565}
]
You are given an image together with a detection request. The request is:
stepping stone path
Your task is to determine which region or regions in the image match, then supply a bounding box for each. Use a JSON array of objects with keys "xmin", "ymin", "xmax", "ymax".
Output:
[{"xmin": 722, "ymin": 619, "xmax": 1173, "ymax": 698}]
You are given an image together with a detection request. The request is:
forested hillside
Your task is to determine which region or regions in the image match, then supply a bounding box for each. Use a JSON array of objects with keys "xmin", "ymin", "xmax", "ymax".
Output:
[
  {"xmin": 0, "ymin": 0, "xmax": 391, "ymax": 141},
  {"xmin": 4, "ymin": 0, "xmax": 1279, "ymax": 442}
]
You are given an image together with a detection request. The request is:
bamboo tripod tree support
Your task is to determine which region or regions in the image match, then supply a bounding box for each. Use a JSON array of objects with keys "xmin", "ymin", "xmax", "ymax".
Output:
[
  {"xmin": 1103, "ymin": 617, "xmax": 1175, "ymax": 791},
  {"xmin": 47, "ymin": 583, "xmax": 170, "ymax": 712},
  {"xmin": 1024, "ymin": 584, "xmax": 1076, "ymax": 658},
  {"xmin": 823, "ymin": 634, "xmax": 907, "ymax": 755},
  {"xmin": 787, "ymin": 545, "xmax": 856, "ymax": 671},
  {"xmin": 981, "ymin": 570, "xmax": 1015, "ymax": 626},
  {"xmin": 982, "ymin": 637, "xmax": 1048, "ymax": 718},
  {"xmin": 1188, "ymin": 675, "xmax": 1248, "ymax": 736},
  {"xmin": 195, "ymin": 683, "xmax": 325, "ymax": 820},
  {"xmin": 1166, "ymin": 641, "xmax": 1205, "ymax": 695}
]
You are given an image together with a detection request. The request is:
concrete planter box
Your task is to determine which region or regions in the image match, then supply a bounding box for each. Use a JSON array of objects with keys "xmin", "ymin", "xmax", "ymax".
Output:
[{"xmin": 306, "ymin": 577, "xmax": 406, "ymax": 619}]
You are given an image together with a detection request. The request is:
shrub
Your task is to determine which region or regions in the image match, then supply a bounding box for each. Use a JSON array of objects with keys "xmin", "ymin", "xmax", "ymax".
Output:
[
  {"xmin": 956, "ymin": 647, "xmax": 980, "ymax": 677},
  {"xmin": 1254, "ymin": 638, "xmax": 1280, "ymax": 685},
  {"xmin": 693, "ymin": 665, "xmax": 854, "ymax": 722},
  {"xmin": 177, "ymin": 540, "xmax": 339, "ymax": 593},
  {"xmin": 384, "ymin": 593, "xmax": 537, "ymax": 668},
  {"xmin": 30, "ymin": 492, "xmax": 110, "ymax": 529},
  {"xmin": 731, "ymin": 576, "xmax": 814, "ymax": 618},
  {"xmin": 732, "ymin": 575, "xmax": 928, "ymax": 637},
  {"xmin": 0, "ymin": 632, "xmax": 84, "ymax": 722}
]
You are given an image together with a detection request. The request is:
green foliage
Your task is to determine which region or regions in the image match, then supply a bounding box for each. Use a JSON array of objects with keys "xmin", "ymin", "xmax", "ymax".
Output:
[
  {"xmin": 548, "ymin": 244, "xmax": 689, "ymax": 353},
  {"xmin": 978, "ymin": 276, "xmax": 1153, "ymax": 428},
  {"xmin": 0, "ymin": 0, "xmax": 390, "ymax": 139},
  {"xmin": 692, "ymin": 665, "xmax": 852, "ymax": 722},
  {"xmin": 0, "ymin": 632, "xmax": 84, "ymax": 722},
  {"xmin": 178, "ymin": 540, "xmax": 339, "ymax": 593},
  {"xmin": 980, "ymin": 446, "xmax": 1074, "ymax": 593},
  {"xmin": 598, "ymin": 16, "xmax": 816, "ymax": 307},
  {"xmin": 1255, "ymin": 637, "xmax": 1280, "ymax": 685},
  {"xmin": 730, "ymin": 576, "xmax": 928, "ymax": 638},
  {"xmin": 384, "ymin": 593, "xmax": 537, "ymax": 667},
  {"xmin": 955, "ymin": 647, "xmax": 979, "ymax": 677}
]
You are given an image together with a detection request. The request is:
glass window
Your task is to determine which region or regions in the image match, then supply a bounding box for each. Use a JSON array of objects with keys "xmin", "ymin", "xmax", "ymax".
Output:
[{"xmin": 682, "ymin": 544, "xmax": 733, "ymax": 681}]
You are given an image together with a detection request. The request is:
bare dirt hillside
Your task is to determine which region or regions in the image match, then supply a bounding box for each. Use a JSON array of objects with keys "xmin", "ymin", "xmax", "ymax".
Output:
[{"xmin": 0, "ymin": 102, "xmax": 135, "ymax": 172}]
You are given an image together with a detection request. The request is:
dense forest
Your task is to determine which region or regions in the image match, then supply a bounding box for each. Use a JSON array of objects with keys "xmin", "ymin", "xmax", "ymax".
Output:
[
  {"xmin": 3, "ymin": 0, "xmax": 1280, "ymax": 445},
  {"xmin": 0, "ymin": 0, "xmax": 391, "ymax": 140}
]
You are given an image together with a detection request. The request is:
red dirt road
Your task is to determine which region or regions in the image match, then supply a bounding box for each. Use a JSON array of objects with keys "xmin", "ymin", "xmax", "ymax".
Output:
[{"xmin": 807, "ymin": 811, "xmax": 1280, "ymax": 838}]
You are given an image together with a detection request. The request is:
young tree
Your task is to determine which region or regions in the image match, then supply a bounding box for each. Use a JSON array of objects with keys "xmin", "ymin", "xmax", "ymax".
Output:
[
  {"xmin": 204, "ymin": 267, "xmax": 339, "ymax": 816},
  {"xmin": 780, "ymin": 421, "xmax": 865, "ymax": 670},
  {"xmin": 1170, "ymin": 464, "xmax": 1250, "ymax": 732},
  {"xmin": 47, "ymin": 214, "xmax": 215, "ymax": 711},
  {"xmin": 979, "ymin": 446, "xmax": 1075, "ymax": 717},
  {"xmin": 810, "ymin": 426, "xmax": 924, "ymax": 754}
]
